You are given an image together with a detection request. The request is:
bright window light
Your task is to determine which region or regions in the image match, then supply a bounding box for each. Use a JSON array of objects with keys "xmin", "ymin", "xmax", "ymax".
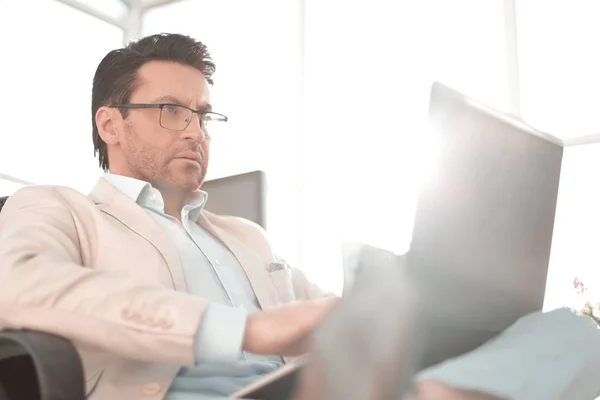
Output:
[
  {"xmin": 0, "ymin": 0, "xmax": 121, "ymax": 192},
  {"xmin": 517, "ymin": 0, "xmax": 600, "ymax": 138}
]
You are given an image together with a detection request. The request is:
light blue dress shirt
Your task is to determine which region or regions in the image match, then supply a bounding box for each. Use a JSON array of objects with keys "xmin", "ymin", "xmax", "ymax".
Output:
[{"xmin": 102, "ymin": 174, "xmax": 282, "ymax": 399}]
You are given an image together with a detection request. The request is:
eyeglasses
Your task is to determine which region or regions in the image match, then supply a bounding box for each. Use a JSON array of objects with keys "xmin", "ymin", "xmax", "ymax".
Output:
[{"xmin": 109, "ymin": 103, "xmax": 228, "ymax": 133}]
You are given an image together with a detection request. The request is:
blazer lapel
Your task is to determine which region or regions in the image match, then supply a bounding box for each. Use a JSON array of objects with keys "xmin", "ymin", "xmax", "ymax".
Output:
[
  {"xmin": 88, "ymin": 178, "xmax": 187, "ymax": 292},
  {"xmin": 197, "ymin": 213, "xmax": 279, "ymax": 310}
]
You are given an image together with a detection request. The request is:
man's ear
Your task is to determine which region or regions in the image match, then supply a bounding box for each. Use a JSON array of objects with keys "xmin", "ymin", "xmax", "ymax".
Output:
[{"xmin": 96, "ymin": 106, "xmax": 121, "ymax": 145}]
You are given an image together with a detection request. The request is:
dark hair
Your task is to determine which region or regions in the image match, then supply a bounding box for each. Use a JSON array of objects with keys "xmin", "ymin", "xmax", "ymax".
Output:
[{"xmin": 91, "ymin": 33, "xmax": 216, "ymax": 171}]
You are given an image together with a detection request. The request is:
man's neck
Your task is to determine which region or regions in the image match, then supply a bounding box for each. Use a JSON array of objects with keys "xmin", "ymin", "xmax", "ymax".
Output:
[
  {"xmin": 154, "ymin": 185, "xmax": 189, "ymax": 222},
  {"xmin": 162, "ymin": 201, "xmax": 183, "ymax": 221}
]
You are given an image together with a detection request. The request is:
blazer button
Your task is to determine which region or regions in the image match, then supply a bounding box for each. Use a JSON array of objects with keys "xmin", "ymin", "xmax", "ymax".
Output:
[
  {"xmin": 142, "ymin": 382, "xmax": 162, "ymax": 396},
  {"xmin": 121, "ymin": 308, "xmax": 131, "ymax": 319},
  {"xmin": 131, "ymin": 313, "xmax": 144, "ymax": 323},
  {"xmin": 159, "ymin": 319, "xmax": 174, "ymax": 329},
  {"xmin": 146, "ymin": 318, "xmax": 160, "ymax": 327}
]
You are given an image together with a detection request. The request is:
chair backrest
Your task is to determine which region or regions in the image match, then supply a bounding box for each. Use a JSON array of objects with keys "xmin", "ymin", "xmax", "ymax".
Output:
[
  {"xmin": 202, "ymin": 171, "xmax": 267, "ymax": 229},
  {"xmin": 0, "ymin": 197, "xmax": 7, "ymax": 213}
]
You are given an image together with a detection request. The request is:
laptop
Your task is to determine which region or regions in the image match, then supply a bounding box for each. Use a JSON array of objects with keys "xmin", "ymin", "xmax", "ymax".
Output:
[
  {"xmin": 233, "ymin": 81, "xmax": 565, "ymax": 397},
  {"xmin": 406, "ymin": 81, "xmax": 564, "ymax": 369}
]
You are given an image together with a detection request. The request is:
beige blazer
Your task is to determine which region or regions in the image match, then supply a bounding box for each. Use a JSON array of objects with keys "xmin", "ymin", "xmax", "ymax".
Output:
[{"xmin": 0, "ymin": 178, "xmax": 325, "ymax": 399}]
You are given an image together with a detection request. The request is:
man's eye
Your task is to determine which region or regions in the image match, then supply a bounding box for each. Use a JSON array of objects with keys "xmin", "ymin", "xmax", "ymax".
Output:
[{"xmin": 164, "ymin": 105, "xmax": 176, "ymax": 113}]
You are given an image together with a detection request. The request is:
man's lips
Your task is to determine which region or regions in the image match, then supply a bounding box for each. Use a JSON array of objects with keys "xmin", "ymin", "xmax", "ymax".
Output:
[{"xmin": 176, "ymin": 150, "xmax": 202, "ymax": 163}]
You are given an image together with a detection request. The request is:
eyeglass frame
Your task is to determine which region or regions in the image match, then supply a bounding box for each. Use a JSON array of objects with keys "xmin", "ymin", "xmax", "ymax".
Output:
[{"xmin": 109, "ymin": 103, "xmax": 228, "ymax": 132}]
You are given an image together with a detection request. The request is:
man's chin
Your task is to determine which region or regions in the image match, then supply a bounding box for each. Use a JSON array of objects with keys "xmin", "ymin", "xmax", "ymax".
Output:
[
  {"xmin": 179, "ymin": 173, "xmax": 206, "ymax": 192},
  {"xmin": 157, "ymin": 172, "xmax": 205, "ymax": 194},
  {"xmin": 177, "ymin": 177, "xmax": 204, "ymax": 192}
]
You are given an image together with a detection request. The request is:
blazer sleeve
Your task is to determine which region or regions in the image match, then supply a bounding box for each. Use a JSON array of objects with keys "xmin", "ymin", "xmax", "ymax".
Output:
[{"xmin": 0, "ymin": 186, "xmax": 208, "ymax": 366}]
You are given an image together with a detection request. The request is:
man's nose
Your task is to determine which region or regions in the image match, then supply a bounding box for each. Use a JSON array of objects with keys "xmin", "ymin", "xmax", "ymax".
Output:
[{"xmin": 182, "ymin": 115, "xmax": 206, "ymax": 142}]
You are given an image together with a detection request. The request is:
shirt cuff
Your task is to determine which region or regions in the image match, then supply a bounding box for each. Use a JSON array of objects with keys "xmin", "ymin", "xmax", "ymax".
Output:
[
  {"xmin": 193, "ymin": 302, "xmax": 248, "ymax": 364},
  {"xmin": 415, "ymin": 309, "xmax": 600, "ymax": 399}
]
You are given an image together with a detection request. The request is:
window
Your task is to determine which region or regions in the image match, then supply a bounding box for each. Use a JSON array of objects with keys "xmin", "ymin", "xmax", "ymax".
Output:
[
  {"xmin": 0, "ymin": 177, "xmax": 27, "ymax": 197},
  {"xmin": 301, "ymin": 0, "xmax": 508, "ymax": 292},
  {"xmin": 516, "ymin": 1, "xmax": 600, "ymax": 309},
  {"xmin": 72, "ymin": 0, "xmax": 127, "ymax": 21},
  {"xmin": 544, "ymin": 143, "xmax": 600, "ymax": 310},
  {"xmin": 517, "ymin": 0, "xmax": 600, "ymax": 138},
  {"xmin": 0, "ymin": 0, "xmax": 123, "ymax": 193}
]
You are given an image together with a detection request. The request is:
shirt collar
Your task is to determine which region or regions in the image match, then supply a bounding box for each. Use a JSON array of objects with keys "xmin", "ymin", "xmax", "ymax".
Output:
[{"xmin": 102, "ymin": 173, "xmax": 207, "ymax": 219}]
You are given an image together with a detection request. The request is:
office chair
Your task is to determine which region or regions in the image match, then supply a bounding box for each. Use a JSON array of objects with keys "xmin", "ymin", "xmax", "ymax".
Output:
[{"xmin": 0, "ymin": 195, "xmax": 85, "ymax": 400}]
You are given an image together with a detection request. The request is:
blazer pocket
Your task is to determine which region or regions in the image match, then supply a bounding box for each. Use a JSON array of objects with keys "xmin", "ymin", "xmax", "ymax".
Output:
[{"xmin": 268, "ymin": 262, "xmax": 296, "ymax": 303}]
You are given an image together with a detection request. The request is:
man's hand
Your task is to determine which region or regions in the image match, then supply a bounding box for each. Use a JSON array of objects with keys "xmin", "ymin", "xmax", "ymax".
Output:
[{"xmin": 242, "ymin": 297, "xmax": 338, "ymax": 356}]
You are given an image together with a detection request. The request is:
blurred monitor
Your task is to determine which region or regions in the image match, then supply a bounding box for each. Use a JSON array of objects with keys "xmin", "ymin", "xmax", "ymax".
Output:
[
  {"xmin": 406, "ymin": 82, "xmax": 564, "ymax": 368},
  {"xmin": 202, "ymin": 170, "xmax": 267, "ymax": 229}
]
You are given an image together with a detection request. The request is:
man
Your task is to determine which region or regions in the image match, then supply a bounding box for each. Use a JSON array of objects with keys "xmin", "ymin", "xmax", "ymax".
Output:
[
  {"xmin": 0, "ymin": 33, "xmax": 596, "ymax": 400},
  {"xmin": 0, "ymin": 33, "xmax": 336, "ymax": 399}
]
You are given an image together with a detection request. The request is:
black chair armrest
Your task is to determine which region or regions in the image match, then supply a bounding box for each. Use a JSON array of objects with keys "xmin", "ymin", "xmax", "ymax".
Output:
[{"xmin": 0, "ymin": 330, "xmax": 85, "ymax": 400}]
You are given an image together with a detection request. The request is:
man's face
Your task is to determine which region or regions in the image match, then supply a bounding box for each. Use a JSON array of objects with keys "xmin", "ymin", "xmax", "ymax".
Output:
[{"xmin": 112, "ymin": 60, "xmax": 212, "ymax": 194}]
